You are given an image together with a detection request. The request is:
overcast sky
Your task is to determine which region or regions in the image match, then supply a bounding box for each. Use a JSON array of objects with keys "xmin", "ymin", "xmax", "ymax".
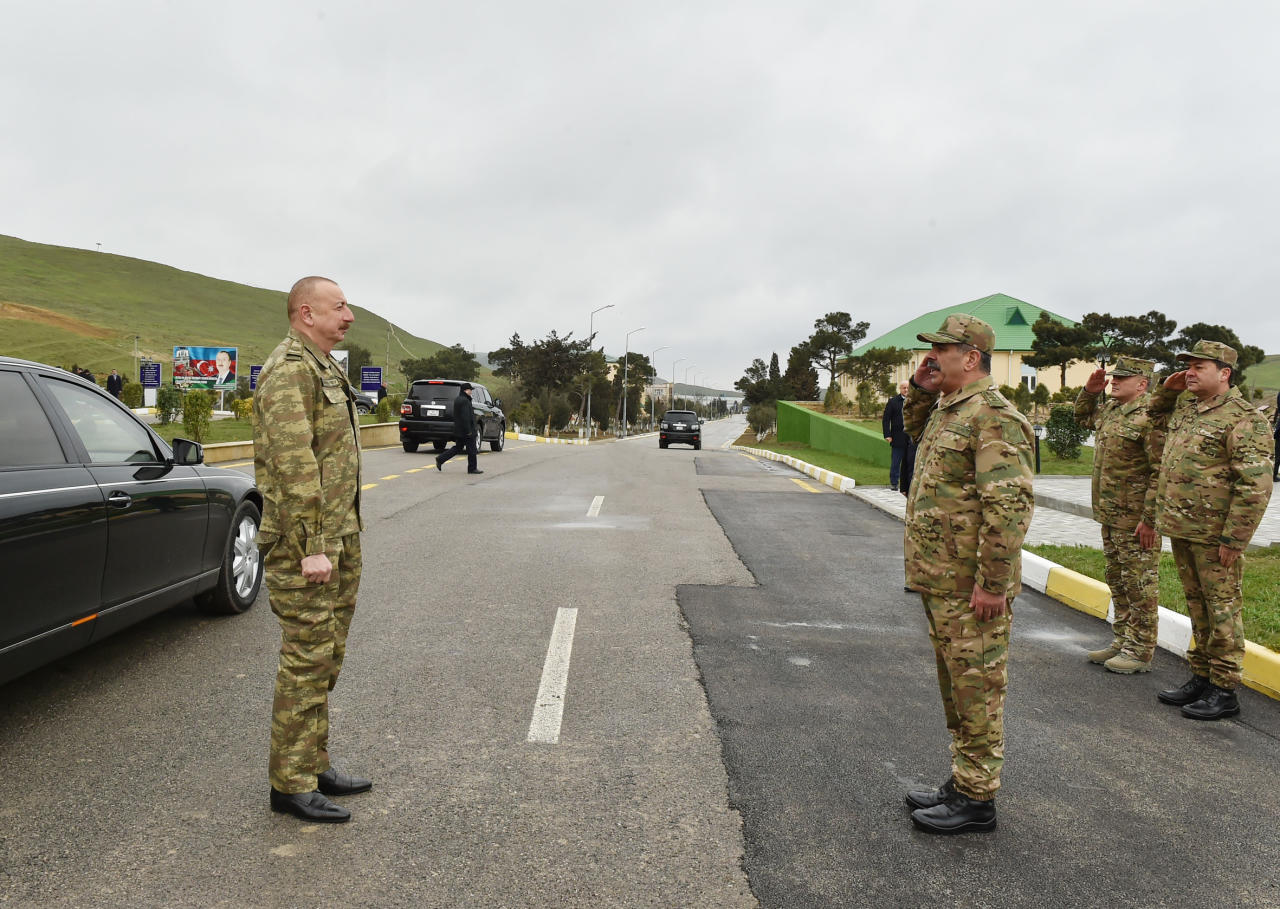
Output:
[{"xmin": 4, "ymin": 1, "xmax": 1277, "ymax": 388}]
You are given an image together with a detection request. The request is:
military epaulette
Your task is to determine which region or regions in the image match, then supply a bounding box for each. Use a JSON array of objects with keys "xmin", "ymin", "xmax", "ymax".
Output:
[
  {"xmin": 981, "ymin": 390, "xmax": 1008, "ymax": 408},
  {"xmin": 284, "ymin": 349, "xmax": 303, "ymax": 361}
]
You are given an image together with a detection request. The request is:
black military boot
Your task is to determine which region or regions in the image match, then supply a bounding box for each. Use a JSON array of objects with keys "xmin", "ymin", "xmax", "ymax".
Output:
[
  {"xmin": 911, "ymin": 790, "xmax": 996, "ymax": 834},
  {"xmin": 1156, "ymin": 675, "xmax": 1209, "ymax": 706},
  {"xmin": 904, "ymin": 776, "xmax": 955, "ymax": 811},
  {"xmin": 1180, "ymin": 684, "xmax": 1240, "ymax": 721}
]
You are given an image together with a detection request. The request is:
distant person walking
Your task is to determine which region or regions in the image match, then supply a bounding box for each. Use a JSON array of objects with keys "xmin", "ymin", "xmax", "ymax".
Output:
[
  {"xmin": 377, "ymin": 382, "xmax": 388, "ymax": 402},
  {"xmin": 435, "ymin": 382, "xmax": 483, "ymax": 474},
  {"xmin": 882, "ymin": 380, "xmax": 915, "ymax": 494},
  {"xmin": 1273, "ymin": 391, "xmax": 1279, "ymax": 482},
  {"xmin": 106, "ymin": 369, "xmax": 124, "ymax": 399},
  {"xmin": 253, "ymin": 276, "xmax": 371, "ymax": 823}
]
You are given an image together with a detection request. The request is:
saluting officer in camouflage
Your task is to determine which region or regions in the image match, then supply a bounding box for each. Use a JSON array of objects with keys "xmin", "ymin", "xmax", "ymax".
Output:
[
  {"xmin": 899, "ymin": 314, "xmax": 1034, "ymax": 834},
  {"xmin": 1146, "ymin": 340, "xmax": 1274, "ymax": 720},
  {"xmin": 1074, "ymin": 356, "xmax": 1164, "ymax": 674},
  {"xmin": 254, "ymin": 276, "xmax": 372, "ymax": 823}
]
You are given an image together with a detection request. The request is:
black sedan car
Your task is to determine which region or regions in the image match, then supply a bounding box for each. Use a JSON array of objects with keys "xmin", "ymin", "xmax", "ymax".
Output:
[
  {"xmin": 658, "ymin": 409, "xmax": 701, "ymax": 449},
  {"xmin": 0, "ymin": 356, "xmax": 264, "ymax": 686}
]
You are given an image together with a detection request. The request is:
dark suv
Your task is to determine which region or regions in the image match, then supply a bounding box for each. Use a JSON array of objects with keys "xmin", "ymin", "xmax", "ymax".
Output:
[
  {"xmin": 398, "ymin": 379, "xmax": 506, "ymax": 453},
  {"xmin": 659, "ymin": 410, "xmax": 701, "ymax": 449}
]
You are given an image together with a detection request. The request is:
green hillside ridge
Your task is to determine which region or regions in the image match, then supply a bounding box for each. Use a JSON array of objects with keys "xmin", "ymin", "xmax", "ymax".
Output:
[{"xmin": 0, "ymin": 233, "xmax": 445, "ymax": 389}]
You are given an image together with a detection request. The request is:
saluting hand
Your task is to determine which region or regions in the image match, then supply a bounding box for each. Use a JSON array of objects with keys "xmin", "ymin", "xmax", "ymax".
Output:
[
  {"xmin": 1163, "ymin": 370, "xmax": 1188, "ymax": 391},
  {"xmin": 1084, "ymin": 368, "xmax": 1107, "ymax": 394},
  {"xmin": 914, "ymin": 356, "xmax": 942, "ymax": 393}
]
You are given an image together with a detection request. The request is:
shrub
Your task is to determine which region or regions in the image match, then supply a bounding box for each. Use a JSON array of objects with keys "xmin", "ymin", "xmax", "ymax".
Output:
[
  {"xmin": 823, "ymin": 384, "xmax": 849, "ymax": 413},
  {"xmin": 156, "ymin": 384, "xmax": 183, "ymax": 424},
  {"xmin": 182, "ymin": 389, "xmax": 214, "ymax": 442},
  {"xmin": 121, "ymin": 381, "xmax": 144, "ymax": 408},
  {"xmin": 376, "ymin": 397, "xmax": 393, "ymax": 423},
  {"xmin": 748, "ymin": 402, "xmax": 776, "ymax": 435},
  {"xmin": 1045, "ymin": 404, "xmax": 1089, "ymax": 460},
  {"xmin": 231, "ymin": 397, "xmax": 254, "ymax": 422},
  {"xmin": 855, "ymin": 381, "xmax": 878, "ymax": 418}
]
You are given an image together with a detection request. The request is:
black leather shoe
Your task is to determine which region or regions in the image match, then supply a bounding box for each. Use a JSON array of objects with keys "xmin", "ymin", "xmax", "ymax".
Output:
[
  {"xmin": 905, "ymin": 777, "xmax": 954, "ymax": 811},
  {"xmin": 270, "ymin": 789, "xmax": 350, "ymax": 823},
  {"xmin": 911, "ymin": 791, "xmax": 996, "ymax": 834},
  {"xmin": 317, "ymin": 768, "xmax": 373, "ymax": 796},
  {"xmin": 468, "ymin": 469, "xmax": 484, "ymax": 474},
  {"xmin": 1181, "ymin": 684, "xmax": 1240, "ymax": 721},
  {"xmin": 1157, "ymin": 675, "xmax": 1209, "ymax": 706}
]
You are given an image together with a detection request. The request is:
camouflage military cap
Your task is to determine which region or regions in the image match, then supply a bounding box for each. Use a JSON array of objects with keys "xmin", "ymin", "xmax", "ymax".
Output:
[
  {"xmin": 917, "ymin": 314, "xmax": 996, "ymax": 354},
  {"xmin": 1176, "ymin": 339, "xmax": 1237, "ymax": 367},
  {"xmin": 1106, "ymin": 356, "xmax": 1155, "ymax": 379}
]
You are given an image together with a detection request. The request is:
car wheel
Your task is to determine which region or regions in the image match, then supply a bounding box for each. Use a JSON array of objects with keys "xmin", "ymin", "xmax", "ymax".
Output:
[
  {"xmin": 402, "ymin": 438, "xmax": 420, "ymax": 452},
  {"xmin": 432, "ymin": 440, "xmax": 447, "ymax": 452},
  {"xmin": 195, "ymin": 499, "xmax": 263, "ymax": 615},
  {"xmin": 694, "ymin": 442, "xmax": 701, "ymax": 450},
  {"xmin": 660, "ymin": 440, "xmax": 668, "ymax": 449},
  {"xmin": 490, "ymin": 427, "xmax": 505, "ymax": 452},
  {"xmin": 356, "ymin": 403, "xmax": 371, "ymax": 415}
]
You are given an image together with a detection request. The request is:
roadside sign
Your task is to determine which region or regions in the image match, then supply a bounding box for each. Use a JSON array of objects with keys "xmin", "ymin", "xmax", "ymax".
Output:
[
  {"xmin": 360, "ymin": 366, "xmax": 383, "ymax": 393},
  {"xmin": 139, "ymin": 362, "xmax": 162, "ymax": 388},
  {"xmin": 250, "ymin": 365, "xmax": 263, "ymax": 390}
]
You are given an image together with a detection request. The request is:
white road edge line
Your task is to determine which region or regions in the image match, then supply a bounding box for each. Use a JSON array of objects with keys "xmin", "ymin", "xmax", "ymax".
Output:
[
  {"xmin": 527, "ymin": 607, "xmax": 579, "ymax": 745},
  {"xmin": 587, "ymin": 495, "xmax": 604, "ymax": 517}
]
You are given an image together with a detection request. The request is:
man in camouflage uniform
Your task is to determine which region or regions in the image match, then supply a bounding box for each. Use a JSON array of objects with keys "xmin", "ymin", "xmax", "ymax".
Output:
[
  {"xmin": 254, "ymin": 276, "xmax": 371, "ymax": 823},
  {"xmin": 899, "ymin": 314, "xmax": 1034, "ymax": 834},
  {"xmin": 1147, "ymin": 340, "xmax": 1274, "ymax": 720},
  {"xmin": 1074, "ymin": 357, "xmax": 1164, "ymax": 674}
]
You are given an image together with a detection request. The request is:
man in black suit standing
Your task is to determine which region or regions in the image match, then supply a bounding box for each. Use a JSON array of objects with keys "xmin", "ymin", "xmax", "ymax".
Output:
[
  {"xmin": 106, "ymin": 368, "xmax": 124, "ymax": 399},
  {"xmin": 435, "ymin": 383, "xmax": 483, "ymax": 474},
  {"xmin": 882, "ymin": 379, "xmax": 915, "ymax": 494}
]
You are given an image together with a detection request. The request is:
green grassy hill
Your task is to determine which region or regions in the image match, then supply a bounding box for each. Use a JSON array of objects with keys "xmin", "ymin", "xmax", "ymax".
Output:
[
  {"xmin": 0, "ymin": 233, "xmax": 444, "ymax": 389},
  {"xmin": 1248, "ymin": 354, "xmax": 1280, "ymax": 399}
]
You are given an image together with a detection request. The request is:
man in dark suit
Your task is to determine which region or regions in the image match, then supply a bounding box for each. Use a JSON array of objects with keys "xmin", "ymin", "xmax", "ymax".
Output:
[
  {"xmin": 106, "ymin": 369, "xmax": 124, "ymax": 399},
  {"xmin": 882, "ymin": 380, "xmax": 915, "ymax": 494},
  {"xmin": 435, "ymin": 383, "xmax": 483, "ymax": 474}
]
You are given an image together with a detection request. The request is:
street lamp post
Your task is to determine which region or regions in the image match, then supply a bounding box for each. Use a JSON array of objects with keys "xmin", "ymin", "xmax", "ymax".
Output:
[
  {"xmin": 681, "ymin": 364, "xmax": 695, "ymax": 410},
  {"xmin": 586, "ymin": 304, "xmax": 614, "ymax": 438},
  {"xmin": 671, "ymin": 357, "xmax": 685, "ymax": 409},
  {"xmin": 648, "ymin": 346, "xmax": 669, "ymax": 429},
  {"xmin": 620, "ymin": 327, "xmax": 646, "ymax": 437}
]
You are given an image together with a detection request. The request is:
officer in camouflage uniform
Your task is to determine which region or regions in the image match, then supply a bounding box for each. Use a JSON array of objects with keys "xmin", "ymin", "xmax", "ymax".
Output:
[
  {"xmin": 899, "ymin": 314, "xmax": 1034, "ymax": 834},
  {"xmin": 254, "ymin": 276, "xmax": 372, "ymax": 823},
  {"xmin": 1147, "ymin": 340, "xmax": 1274, "ymax": 720},
  {"xmin": 1074, "ymin": 356, "xmax": 1164, "ymax": 674}
]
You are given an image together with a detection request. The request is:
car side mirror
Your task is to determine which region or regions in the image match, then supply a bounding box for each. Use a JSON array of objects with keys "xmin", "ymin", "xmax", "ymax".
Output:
[
  {"xmin": 172, "ymin": 438, "xmax": 204, "ymax": 465},
  {"xmin": 494, "ymin": 398, "xmax": 502, "ymax": 408}
]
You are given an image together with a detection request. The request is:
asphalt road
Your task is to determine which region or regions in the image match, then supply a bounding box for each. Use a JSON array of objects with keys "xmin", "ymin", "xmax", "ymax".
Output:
[{"xmin": 2, "ymin": 416, "xmax": 1278, "ymax": 908}]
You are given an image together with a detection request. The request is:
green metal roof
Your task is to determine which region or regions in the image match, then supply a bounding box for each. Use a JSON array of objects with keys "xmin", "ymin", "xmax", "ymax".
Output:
[{"xmin": 844, "ymin": 293, "xmax": 1078, "ymax": 358}]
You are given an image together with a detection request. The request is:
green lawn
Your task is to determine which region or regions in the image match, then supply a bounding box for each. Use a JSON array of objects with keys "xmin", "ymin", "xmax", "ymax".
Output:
[
  {"xmin": 1025, "ymin": 543, "xmax": 1280, "ymax": 653},
  {"xmin": 151, "ymin": 414, "xmax": 385, "ymax": 444}
]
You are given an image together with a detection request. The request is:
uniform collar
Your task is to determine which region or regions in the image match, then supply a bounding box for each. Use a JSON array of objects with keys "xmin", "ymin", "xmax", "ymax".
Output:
[
  {"xmin": 1192, "ymin": 386, "xmax": 1238, "ymax": 412},
  {"xmin": 288, "ymin": 327, "xmax": 341, "ymax": 374},
  {"xmin": 936, "ymin": 374, "xmax": 994, "ymax": 409}
]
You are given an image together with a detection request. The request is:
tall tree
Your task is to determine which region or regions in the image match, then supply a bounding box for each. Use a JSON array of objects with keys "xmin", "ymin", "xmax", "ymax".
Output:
[
  {"xmin": 783, "ymin": 342, "xmax": 819, "ymax": 401},
  {"xmin": 807, "ymin": 312, "xmax": 870, "ymax": 392},
  {"xmin": 1170, "ymin": 322, "xmax": 1265, "ymax": 385},
  {"xmin": 400, "ymin": 343, "xmax": 479, "ymax": 382},
  {"xmin": 612, "ymin": 352, "xmax": 655, "ymax": 426},
  {"xmin": 343, "ymin": 343, "xmax": 374, "ymax": 376},
  {"xmin": 735, "ymin": 358, "xmax": 774, "ymax": 406},
  {"xmin": 841, "ymin": 346, "xmax": 912, "ymax": 396},
  {"xmin": 488, "ymin": 330, "xmax": 591, "ymax": 396},
  {"xmin": 1025, "ymin": 312, "xmax": 1093, "ymax": 386},
  {"xmin": 1079, "ymin": 311, "xmax": 1177, "ymax": 365}
]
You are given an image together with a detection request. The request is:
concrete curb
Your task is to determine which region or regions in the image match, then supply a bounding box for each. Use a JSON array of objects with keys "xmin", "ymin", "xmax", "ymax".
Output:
[
  {"xmin": 732, "ymin": 445, "xmax": 1280, "ymax": 702},
  {"xmin": 505, "ymin": 431, "xmax": 591, "ymax": 446}
]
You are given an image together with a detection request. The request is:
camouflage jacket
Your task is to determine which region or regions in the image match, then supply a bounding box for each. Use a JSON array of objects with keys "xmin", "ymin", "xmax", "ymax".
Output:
[
  {"xmin": 253, "ymin": 329, "xmax": 363, "ymax": 560},
  {"xmin": 1148, "ymin": 384, "xmax": 1273, "ymax": 549},
  {"xmin": 903, "ymin": 376, "xmax": 1035, "ymax": 597},
  {"xmin": 1074, "ymin": 389, "xmax": 1164, "ymax": 531}
]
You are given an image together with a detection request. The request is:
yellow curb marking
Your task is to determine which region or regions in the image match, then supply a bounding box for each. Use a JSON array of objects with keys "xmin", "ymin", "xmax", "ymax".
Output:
[{"xmin": 790, "ymin": 478, "xmax": 820, "ymax": 493}]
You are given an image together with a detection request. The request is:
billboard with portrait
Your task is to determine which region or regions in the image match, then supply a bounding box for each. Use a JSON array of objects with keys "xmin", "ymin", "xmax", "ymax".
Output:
[{"xmin": 173, "ymin": 346, "xmax": 238, "ymax": 389}]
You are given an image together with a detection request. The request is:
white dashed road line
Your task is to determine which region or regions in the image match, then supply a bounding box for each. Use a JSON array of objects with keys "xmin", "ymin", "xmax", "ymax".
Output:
[
  {"xmin": 587, "ymin": 495, "xmax": 604, "ymax": 517},
  {"xmin": 527, "ymin": 607, "xmax": 579, "ymax": 745}
]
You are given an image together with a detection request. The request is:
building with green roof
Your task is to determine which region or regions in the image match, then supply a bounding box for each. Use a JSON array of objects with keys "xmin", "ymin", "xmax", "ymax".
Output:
[{"xmin": 837, "ymin": 292, "xmax": 1091, "ymax": 396}]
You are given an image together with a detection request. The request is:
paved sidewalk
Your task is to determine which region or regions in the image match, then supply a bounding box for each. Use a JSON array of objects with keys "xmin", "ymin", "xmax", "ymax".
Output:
[{"xmin": 854, "ymin": 474, "xmax": 1280, "ymax": 551}]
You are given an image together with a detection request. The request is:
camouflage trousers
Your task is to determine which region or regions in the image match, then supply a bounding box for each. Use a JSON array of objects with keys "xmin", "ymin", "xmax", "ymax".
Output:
[
  {"xmin": 265, "ymin": 532, "xmax": 362, "ymax": 794},
  {"xmin": 1100, "ymin": 524, "xmax": 1160, "ymax": 661},
  {"xmin": 921, "ymin": 592, "xmax": 1011, "ymax": 801},
  {"xmin": 1169, "ymin": 538, "xmax": 1245, "ymax": 690}
]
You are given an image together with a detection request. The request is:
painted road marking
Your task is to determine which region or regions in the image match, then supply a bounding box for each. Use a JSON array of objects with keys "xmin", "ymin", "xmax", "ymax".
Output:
[
  {"xmin": 406, "ymin": 468, "xmax": 425, "ymax": 473},
  {"xmin": 362, "ymin": 483, "xmax": 378, "ymax": 490},
  {"xmin": 587, "ymin": 495, "xmax": 604, "ymax": 517},
  {"xmin": 739, "ymin": 453, "xmax": 757, "ymax": 461},
  {"xmin": 527, "ymin": 607, "xmax": 579, "ymax": 745},
  {"xmin": 791, "ymin": 478, "xmax": 820, "ymax": 493},
  {"xmin": 381, "ymin": 474, "xmax": 400, "ymax": 480}
]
